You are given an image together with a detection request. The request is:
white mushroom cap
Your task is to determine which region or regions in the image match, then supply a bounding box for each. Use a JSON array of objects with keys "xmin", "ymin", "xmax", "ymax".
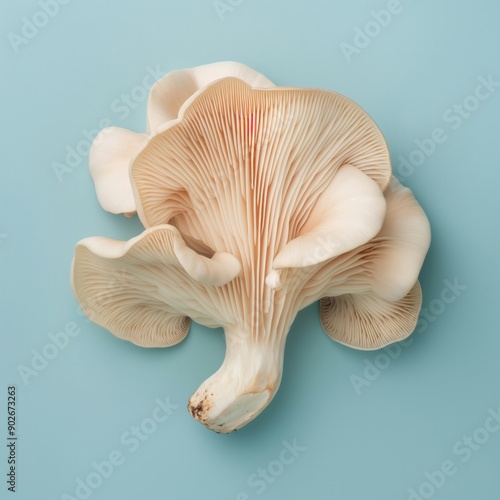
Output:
[{"xmin": 89, "ymin": 128, "xmax": 148, "ymax": 215}]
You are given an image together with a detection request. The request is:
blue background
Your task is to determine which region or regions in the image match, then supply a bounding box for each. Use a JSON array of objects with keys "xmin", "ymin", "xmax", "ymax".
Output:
[{"xmin": 1, "ymin": 1, "xmax": 499, "ymax": 499}]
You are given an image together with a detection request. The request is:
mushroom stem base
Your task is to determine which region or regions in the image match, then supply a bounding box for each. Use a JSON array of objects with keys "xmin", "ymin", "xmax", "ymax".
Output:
[{"xmin": 187, "ymin": 329, "xmax": 285, "ymax": 433}]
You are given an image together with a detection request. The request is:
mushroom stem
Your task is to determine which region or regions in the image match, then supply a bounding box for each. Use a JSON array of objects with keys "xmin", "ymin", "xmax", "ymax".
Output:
[{"xmin": 188, "ymin": 328, "xmax": 286, "ymax": 433}]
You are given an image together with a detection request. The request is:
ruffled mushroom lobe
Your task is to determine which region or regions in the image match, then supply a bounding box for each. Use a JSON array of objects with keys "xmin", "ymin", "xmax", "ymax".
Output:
[
  {"xmin": 320, "ymin": 282, "xmax": 422, "ymax": 350},
  {"xmin": 146, "ymin": 61, "xmax": 275, "ymax": 132},
  {"xmin": 88, "ymin": 62, "xmax": 275, "ymax": 216},
  {"xmin": 317, "ymin": 177, "xmax": 431, "ymax": 349},
  {"xmin": 89, "ymin": 128, "xmax": 148, "ymax": 215},
  {"xmin": 71, "ymin": 225, "xmax": 241, "ymax": 348}
]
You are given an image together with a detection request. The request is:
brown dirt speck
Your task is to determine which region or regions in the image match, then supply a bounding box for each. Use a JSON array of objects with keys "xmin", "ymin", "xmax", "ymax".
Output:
[{"xmin": 188, "ymin": 394, "xmax": 213, "ymax": 422}]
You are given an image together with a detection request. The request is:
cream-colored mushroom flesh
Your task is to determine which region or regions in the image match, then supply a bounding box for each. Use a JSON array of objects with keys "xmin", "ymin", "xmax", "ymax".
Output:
[{"xmin": 73, "ymin": 70, "xmax": 430, "ymax": 433}]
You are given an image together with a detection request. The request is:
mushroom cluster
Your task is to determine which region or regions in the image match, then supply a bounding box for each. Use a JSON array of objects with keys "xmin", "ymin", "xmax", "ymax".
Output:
[{"xmin": 72, "ymin": 62, "xmax": 430, "ymax": 433}]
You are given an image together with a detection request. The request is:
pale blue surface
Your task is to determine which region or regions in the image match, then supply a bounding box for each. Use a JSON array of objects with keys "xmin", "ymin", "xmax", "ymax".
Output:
[{"xmin": 1, "ymin": 1, "xmax": 499, "ymax": 499}]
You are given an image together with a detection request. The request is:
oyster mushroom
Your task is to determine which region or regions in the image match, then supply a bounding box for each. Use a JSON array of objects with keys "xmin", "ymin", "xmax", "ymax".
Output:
[{"xmin": 72, "ymin": 63, "xmax": 430, "ymax": 433}]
